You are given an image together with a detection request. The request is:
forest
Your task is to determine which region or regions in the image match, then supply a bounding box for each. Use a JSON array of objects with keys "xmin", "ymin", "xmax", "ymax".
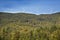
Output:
[{"xmin": 0, "ymin": 12, "xmax": 60, "ymax": 40}]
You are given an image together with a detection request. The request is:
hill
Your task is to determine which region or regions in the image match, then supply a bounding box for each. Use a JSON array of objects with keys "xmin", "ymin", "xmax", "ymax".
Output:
[
  {"xmin": 0, "ymin": 12, "xmax": 60, "ymax": 27},
  {"xmin": 0, "ymin": 12, "xmax": 60, "ymax": 40}
]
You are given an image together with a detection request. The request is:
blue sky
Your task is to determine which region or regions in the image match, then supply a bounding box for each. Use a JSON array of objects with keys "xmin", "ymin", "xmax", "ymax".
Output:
[{"xmin": 0, "ymin": 0, "xmax": 60, "ymax": 14}]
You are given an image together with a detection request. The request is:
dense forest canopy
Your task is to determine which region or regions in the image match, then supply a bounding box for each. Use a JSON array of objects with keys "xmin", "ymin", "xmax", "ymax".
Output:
[{"xmin": 0, "ymin": 12, "xmax": 60, "ymax": 40}]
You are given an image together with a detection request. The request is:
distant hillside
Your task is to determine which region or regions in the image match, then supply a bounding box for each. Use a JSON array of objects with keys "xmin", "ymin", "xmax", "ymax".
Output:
[
  {"xmin": 0, "ymin": 12, "xmax": 60, "ymax": 27},
  {"xmin": 52, "ymin": 12, "xmax": 60, "ymax": 14}
]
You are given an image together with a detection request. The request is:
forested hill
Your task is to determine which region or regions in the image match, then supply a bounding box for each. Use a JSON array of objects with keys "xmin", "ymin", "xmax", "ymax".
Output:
[{"xmin": 0, "ymin": 12, "xmax": 60, "ymax": 40}]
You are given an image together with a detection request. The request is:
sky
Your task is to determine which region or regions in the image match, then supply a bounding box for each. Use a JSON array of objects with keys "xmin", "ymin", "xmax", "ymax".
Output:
[{"xmin": 0, "ymin": 0, "xmax": 60, "ymax": 14}]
